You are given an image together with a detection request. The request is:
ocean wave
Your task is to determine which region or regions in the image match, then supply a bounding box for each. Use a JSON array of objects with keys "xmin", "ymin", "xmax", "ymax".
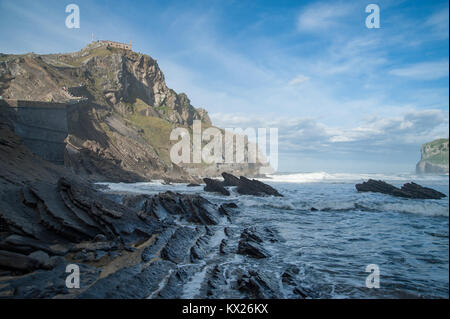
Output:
[
  {"xmin": 376, "ymin": 202, "xmax": 449, "ymax": 217},
  {"xmin": 96, "ymin": 181, "xmax": 166, "ymax": 193},
  {"xmin": 238, "ymin": 196, "xmax": 449, "ymax": 217},
  {"xmin": 259, "ymin": 172, "xmax": 449, "ymax": 184},
  {"xmin": 98, "ymin": 177, "xmax": 448, "ymax": 218}
]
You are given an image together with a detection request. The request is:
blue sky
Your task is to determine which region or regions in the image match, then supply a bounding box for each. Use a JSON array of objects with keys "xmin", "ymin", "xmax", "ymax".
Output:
[{"xmin": 0, "ymin": 0, "xmax": 448, "ymax": 173}]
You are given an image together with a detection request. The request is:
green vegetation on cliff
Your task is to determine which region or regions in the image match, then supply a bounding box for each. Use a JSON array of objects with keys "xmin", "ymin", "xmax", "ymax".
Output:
[
  {"xmin": 422, "ymin": 138, "xmax": 449, "ymax": 165},
  {"xmin": 416, "ymin": 138, "xmax": 449, "ymax": 174}
]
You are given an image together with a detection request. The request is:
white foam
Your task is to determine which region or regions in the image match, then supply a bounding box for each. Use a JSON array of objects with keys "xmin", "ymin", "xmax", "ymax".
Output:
[
  {"xmin": 259, "ymin": 172, "xmax": 449, "ymax": 184},
  {"xmin": 379, "ymin": 202, "xmax": 449, "ymax": 217}
]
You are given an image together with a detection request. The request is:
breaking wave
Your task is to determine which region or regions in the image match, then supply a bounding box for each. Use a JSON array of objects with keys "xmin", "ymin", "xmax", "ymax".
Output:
[{"xmin": 259, "ymin": 172, "xmax": 449, "ymax": 184}]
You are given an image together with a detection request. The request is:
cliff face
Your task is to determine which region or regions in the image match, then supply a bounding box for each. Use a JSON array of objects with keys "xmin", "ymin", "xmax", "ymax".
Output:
[
  {"xmin": 416, "ymin": 138, "xmax": 449, "ymax": 174},
  {"xmin": 0, "ymin": 43, "xmax": 210, "ymax": 126},
  {"xmin": 0, "ymin": 43, "xmax": 261, "ymax": 181}
]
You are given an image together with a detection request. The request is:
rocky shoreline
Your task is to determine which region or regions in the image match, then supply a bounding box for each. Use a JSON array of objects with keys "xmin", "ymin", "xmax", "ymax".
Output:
[
  {"xmin": 1, "ymin": 116, "xmax": 446, "ymax": 299},
  {"xmin": 0, "ymin": 114, "xmax": 293, "ymax": 298},
  {"xmin": 0, "ymin": 173, "xmax": 298, "ymax": 298},
  {"xmin": 0, "ymin": 109, "xmax": 301, "ymax": 299}
]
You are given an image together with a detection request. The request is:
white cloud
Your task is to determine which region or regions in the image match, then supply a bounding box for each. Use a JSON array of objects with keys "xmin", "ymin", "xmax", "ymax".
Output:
[
  {"xmin": 289, "ymin": 74, "xmax": 310, "ymax": 86},
  {"xmin": 210, "ymin": 108, "xmax": 449, "ymax": 155},
  {"xmin": 389, "ymin": 60, "xmax": 449, "ymax": 80},
  {"xmin": 297, "ymin": 2, "xmax": 353, "ymax": 32},
  {"xmin": 425, "ymin": 6, "xmax": 449, "ymax": 39}
]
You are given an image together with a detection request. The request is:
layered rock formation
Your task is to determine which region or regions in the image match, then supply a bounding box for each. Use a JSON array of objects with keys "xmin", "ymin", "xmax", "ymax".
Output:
[
  {"xmin": 0, "ymin": 115, "xmax": 297, "ymax": 299},
  {"xmin": 203, "ymin": 172, "xmax": 283, "ymax": 197},
  {"xmin": 0, "ymin": 43, "xmax": 264, "ymax": 182},
  {"xmin": 355, "ymin": 179, "xmax": 446, "ymax": 199},
  {"xmin": 416, "ymin": 138, "xmax": 449, "ymax": 174}
]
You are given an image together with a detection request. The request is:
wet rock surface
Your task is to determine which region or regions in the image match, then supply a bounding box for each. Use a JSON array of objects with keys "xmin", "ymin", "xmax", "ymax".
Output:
[
  {"xmin": 400, "ymin": 182, "xmax": 447, "ymax": 199},
  {"xmin": 236, "ymin": 176, "xmax": 283, "ymax": 197},
  {"xmin": 237, "ymin": 226, "xmax": 284, "ymax": 259},
  {"xmin": 237, "ymin": 269, "xmax": 283, "ymax": 298},
  {"xmin": 203, "ymin": 178, "xmax": 230, "ymax": 196},
  {"xmin": 356, "ymin": 179, "xmax": 446, "ymax": 199},
  {"xmin": 204, "ymin": 172, "xmax": 283, "ymax": 197},
  {"xmin": 0, "ymin": 172, "xmax": 300, "ymax": 299}
]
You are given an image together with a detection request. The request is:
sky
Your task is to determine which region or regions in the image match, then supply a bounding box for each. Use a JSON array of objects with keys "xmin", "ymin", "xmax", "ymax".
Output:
[{"xmin": 0, "ymin": 0, "xmax": 448, "ymax": 173}]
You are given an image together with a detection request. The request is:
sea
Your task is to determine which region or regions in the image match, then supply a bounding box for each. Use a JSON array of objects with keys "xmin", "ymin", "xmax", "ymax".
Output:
[{"xmin": 98, "ymin": 172, "xmax": 449, "ymax": 299}]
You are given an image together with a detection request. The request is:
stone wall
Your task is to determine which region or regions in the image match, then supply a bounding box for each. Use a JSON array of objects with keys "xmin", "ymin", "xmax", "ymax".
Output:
[
  {"xmin": 98, "ymin": 40, "xmax": 131, "ymax": 50},
  {"xmin": 0, "ymin": 99, "xmax": 72, "ymax": 165}
]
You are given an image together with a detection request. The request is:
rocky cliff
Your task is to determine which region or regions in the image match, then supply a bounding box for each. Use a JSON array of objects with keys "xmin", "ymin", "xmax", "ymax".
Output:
[
  {"xmin": 416, "ymin": 138, "xmax": 449, "ymax": 174},
  {"xmin": 0, "ymin": 43, "xmax": 262, "ymax": 181},
  {"xmin": 0, "ymin": 112, "xmax": 294, "ymax": 299}
]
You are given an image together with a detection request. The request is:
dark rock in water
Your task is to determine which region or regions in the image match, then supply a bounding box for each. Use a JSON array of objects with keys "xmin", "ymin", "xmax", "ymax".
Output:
[
  {"xmin": 219, "ymin": 239, "xmax": 230, "ymax": 255},
  {"xmin": 205, "ymin": 265, "xmax": 228, "ymax": 297},
  {"xmin": 203, "ymin": 178, "xmax": 230, "ymax": 196},
  {"xmin": 237, "ymin": 240, "xmax": 270, "ymax": 259},
  {"xmin": 282, "ymin": 265, "xmax": 300, "ymax": 286},
  {"xmin": 237, "ymin": 226, "xmax": 283, "ymax": 259},
  {"xmin": 355, "ymin": 179, "xmax": 401, "ymax": 195},
  {"xmin": 204, "ymin": 172, "xmax": 283, "ymax": 197},
  {"xmin": 310, "ymin": 207, "xmax": 318, "ymax": 211},
  {"xmin": 355, "ymin": 179, "xmax": 446, "ymax": 199},
  {"xmin": 237, "ymin": 176, "xmax": 283, "ymax": 197},
  {"xmin": 224, "ymin": 227, "xmax": 236, "ymax": 237},
  {"xmin": 237, "ymin": 269, "xmax": 282, "ymax": 298},
  {"xmin": 190, "ymin": 236, "xmax": 209, "ymax": 262},
  {"xmin": 241, "ymin": 226, "xmax": 285, "ymax": 244},
  {"xmin": 222, "ymin": 172, "xmax": 241, "ymax": 186},
  {"xmin": 222, "ymin": 172, "xmax": 283, "ymax": 197},
  {"xmin": 187, "ymin": 183, "xmax": 200, "ymax": 187},
  {"xmin": 400, "ymin": 182, "xmax": 446, "ymax": 199},
  {"xmin": 293, "ymin": 287, "xmax": 308, "ymax": 299},
  {"xmin": 240, "ymin": 227, "xmax": 264, "ymax": 244},
  {"xmin": 177, "ymin": 194, "xmax": 221, "ymax": 225},
  {"xmin": 222, "ymin": 202, "xmax": 238, "ymax": 209}
]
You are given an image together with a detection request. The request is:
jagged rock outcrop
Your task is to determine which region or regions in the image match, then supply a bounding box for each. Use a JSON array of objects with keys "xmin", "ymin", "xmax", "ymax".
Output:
[
  {"xmin": 236, "ymin": 269, "xmax": 282, "ymax": 298},
  {"xmin": 204, "ymin": 172, "xmax": 283, "ymax": 197},
  {"xmin": 400, "ymin": 182, "xmax": 447, "ymax": 199},
  {"xmin": 136, "ymin": 191, "xmax": 222, "ymax": 225},
  {"xmin": 236, "ymin": 176, "xmax": 283, "ymax": 197},
  {"xmin": 236, "ymin": 226, "xmax": 284, "ymax": 259},
  {"xmin": 355, "ymin": 179, "xmax": 446, "ymax": 199},
  {"xmin": 203, "ymin": 178, "xmax": 230, "ymax": 196},
  {"xmin": 222, "ymin": 172, "xmax": 241, "ymax": 186},
  {"xmin": 416, "ymin": 138, "xmax": 449, "ymax": 174}
]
